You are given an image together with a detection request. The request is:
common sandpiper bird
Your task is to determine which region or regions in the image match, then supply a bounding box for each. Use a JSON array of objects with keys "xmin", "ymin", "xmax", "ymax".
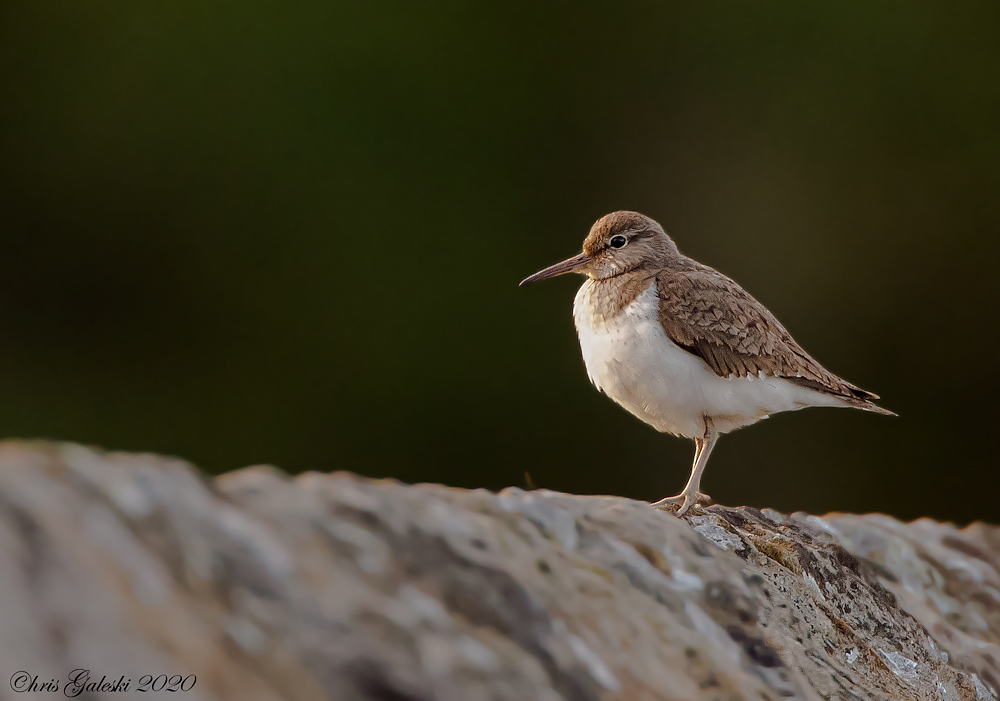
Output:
[{"xmin": 520, "ymin": 211, "xmax": 893, "ymax": 515}]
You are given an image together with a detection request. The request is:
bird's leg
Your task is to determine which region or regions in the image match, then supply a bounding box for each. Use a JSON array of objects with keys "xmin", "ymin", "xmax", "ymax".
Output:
[{"xmin": 652, "ymin": 417, "xmax": 719, "ymax": 516}]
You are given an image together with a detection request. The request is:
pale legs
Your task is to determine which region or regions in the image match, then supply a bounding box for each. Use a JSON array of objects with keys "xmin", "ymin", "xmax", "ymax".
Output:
[{"xmin": 651, "ymin": 417, "xmax": 719, "ymax": 516}]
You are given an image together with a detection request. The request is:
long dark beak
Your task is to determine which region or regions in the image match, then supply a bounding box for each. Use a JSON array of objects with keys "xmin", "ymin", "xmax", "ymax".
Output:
[{"xmin": 519, "ymin": 252, "xmax": 591, "ymax": 286}]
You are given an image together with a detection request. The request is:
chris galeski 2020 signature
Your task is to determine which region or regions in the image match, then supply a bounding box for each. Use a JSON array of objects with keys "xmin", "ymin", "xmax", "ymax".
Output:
[{"xmin": 10, "ymin": 669, "xmax": 197, "ymax": 695}]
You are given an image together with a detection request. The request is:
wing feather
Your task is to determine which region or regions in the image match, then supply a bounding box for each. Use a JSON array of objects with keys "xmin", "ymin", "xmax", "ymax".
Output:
[{"xmin": 656, "ymin": 262, "xmax": 888, "ymax": 409}]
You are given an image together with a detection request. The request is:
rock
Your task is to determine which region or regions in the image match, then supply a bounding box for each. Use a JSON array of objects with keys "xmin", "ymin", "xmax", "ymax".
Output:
[{"xmin": 0, "ymin": 442, "xmax": 997, "ymax": 700}]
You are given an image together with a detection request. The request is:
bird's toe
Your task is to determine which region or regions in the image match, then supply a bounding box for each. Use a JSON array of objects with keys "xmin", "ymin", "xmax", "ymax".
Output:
[{"xmin": 651, "ymin": 491, "xmax": 712, "ymax": 515}]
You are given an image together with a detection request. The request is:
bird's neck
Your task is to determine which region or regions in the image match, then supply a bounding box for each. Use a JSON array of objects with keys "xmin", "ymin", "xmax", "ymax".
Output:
[{"xmin": 576, "ymin": 269, "xmax": 658, "ymax": 326}]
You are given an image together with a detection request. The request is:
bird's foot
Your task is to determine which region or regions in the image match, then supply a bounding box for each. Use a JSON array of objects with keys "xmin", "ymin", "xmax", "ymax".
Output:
[{"xmin": 651, "ymin": 491, "xmax": 713, "ymax": 517}]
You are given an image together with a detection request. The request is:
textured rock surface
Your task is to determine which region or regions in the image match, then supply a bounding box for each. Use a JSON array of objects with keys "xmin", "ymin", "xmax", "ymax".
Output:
[{"xmin": 0, "ymin": 442, "xmax": 998, "ymax": 700}]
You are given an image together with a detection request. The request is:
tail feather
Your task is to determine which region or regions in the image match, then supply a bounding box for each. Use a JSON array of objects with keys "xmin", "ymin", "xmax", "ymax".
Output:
[
  {"xmin": 843, "ymin": 397, "xmax": 897, "ymax": 416},
  {"xmin": 846, "ymin": 386, "xmax": 880, "ymax": 401},
  {"xmin": 788, "ymin": 376, "xmax": 897, "ymax": 416}
]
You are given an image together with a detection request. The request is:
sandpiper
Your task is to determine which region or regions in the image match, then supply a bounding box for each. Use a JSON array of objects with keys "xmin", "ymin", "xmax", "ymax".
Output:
[{"xmin": 520, "ymin": 211, "xmax": 893, "ymax": 515}]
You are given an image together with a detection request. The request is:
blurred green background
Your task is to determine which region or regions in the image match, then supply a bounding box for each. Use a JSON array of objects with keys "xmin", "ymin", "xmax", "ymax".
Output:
[{"xmin": 1, "ymin": 2, "xmax": 998, "ymax": 523}]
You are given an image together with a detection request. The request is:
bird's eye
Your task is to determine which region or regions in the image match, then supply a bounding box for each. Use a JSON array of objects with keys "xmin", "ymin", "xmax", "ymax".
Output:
[{"xmin": 609, "ymin": 235, "xmax": 627, "ymax": 249}]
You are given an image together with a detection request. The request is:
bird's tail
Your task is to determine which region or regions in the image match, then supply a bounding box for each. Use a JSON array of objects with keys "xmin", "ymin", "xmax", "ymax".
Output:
[
  {"xmin": 847, "ymin": 399, "xmax": 896, "ymax": 416},
  {"xmin": 790, "ymin": 377, "xmax": 897, "ymax": 416},
  {"xmin": 835, "ymin": 391, "xmax": 897, "ymax": 416}
]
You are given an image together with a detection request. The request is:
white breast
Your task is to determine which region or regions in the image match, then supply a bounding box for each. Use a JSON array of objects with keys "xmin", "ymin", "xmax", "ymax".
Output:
[{"xmin": 572, "ymin": 280, "xmax": 842, "ymax": 437}]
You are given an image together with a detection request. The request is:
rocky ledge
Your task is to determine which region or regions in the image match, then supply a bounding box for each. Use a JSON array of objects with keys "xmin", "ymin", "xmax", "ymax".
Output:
[{"xmin": 0, "ymin": 442, "xmax": 998, "ymax": 700}]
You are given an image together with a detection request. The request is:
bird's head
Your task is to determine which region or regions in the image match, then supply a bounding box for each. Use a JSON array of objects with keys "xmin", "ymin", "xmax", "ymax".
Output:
[{"xmin": 519, "ymin": 211, "xmax": 679, "ymax": 286}]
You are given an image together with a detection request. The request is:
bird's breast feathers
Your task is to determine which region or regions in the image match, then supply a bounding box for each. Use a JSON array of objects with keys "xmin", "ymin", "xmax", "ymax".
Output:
[{"xmin": 572, "ymin": 280, "xmax": 842, "ymax": 437}]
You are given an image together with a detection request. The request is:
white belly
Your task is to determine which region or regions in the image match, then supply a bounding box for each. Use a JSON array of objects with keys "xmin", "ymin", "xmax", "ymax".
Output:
[{"xmin": 573, "ymin": 281, "xmax": 840, "ymax": 437}]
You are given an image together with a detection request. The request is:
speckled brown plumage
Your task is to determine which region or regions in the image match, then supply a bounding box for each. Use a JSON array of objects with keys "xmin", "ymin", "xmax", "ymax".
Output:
[
  {"xmin": 656, "ymin": 259, "xmax": 890, "ymax": 412},
  {"xmin": 577, "ymin": 270, "xmax": 657, "ymax": 328}
]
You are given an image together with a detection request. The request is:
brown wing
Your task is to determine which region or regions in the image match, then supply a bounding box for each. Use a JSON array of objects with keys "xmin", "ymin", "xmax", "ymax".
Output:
[{"xmin": 656, "ymin": 262, "xmax": 884, "ymax": 406}]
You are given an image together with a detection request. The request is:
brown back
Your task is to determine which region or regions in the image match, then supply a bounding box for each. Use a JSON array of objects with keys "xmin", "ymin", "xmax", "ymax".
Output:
[{"xmin": 656, "ymin": 258, "xmax": 887, "ymax": 408}]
